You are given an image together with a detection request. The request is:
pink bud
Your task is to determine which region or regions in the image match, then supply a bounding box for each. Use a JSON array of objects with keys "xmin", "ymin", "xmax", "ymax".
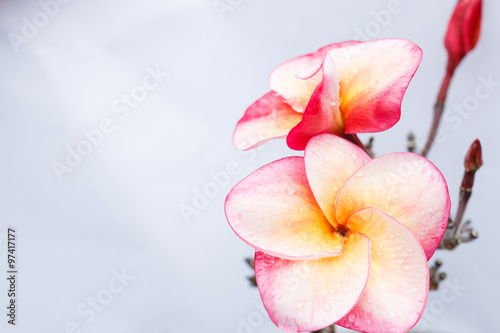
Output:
[
  {"xmin": 444, "ymin": 0, "xmax": 482, "ymax": 73},
  {"xmin": 464, "ymin": 139, "xmax": 483, "ymax": 172}
]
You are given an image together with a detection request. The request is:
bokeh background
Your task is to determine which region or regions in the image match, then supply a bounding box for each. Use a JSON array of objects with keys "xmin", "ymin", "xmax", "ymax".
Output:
[{"xmin": 0, "ymin": 0, "xmax": 499, "ymax": 332}]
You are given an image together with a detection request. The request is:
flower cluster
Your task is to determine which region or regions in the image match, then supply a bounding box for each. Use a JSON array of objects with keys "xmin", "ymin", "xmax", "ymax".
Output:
[{"xmin": 224, "ymin": 6, "xmax": 482, "ymax": 329}]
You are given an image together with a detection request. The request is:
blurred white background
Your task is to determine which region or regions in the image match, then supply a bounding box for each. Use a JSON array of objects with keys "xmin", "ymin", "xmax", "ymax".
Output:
[{"xmin": 0, "ymin": 0, "xmax": 499, "ymax": 332}]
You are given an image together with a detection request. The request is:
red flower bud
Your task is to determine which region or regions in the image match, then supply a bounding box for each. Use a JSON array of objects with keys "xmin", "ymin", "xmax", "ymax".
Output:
[
  {"xmin": 444, "ymin": 0, "xmax": 482, "ymax": 74},
  {"xmin": 464, "ymin": 139, "xmax": 483, "ymax": 172}
]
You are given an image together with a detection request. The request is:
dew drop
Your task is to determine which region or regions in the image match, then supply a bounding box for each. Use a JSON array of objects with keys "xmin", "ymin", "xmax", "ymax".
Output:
[
  {"xmin": 389, "ymin": 311, "xmax": 395, "ymax": 318},
  {"xmin": 297, "ymin": 302, "xmax": 303, "ymax": 309},
  {"xmin": 396, "ymin": 246, "xmax": 402, "ymax": 251},
  {"xmin": 302, "ymin": 232, "xmax": 308, "ymax": 241},
  {"xmin": 408, "ymin": 247, "xmax": 414, "ymax": 253},
  {"xmin": 286, "ymin": 188, "xmax": 296, "ymax": 195},
  {"xmin": 323, "ymin": 303, "xmax": 331, "ymax": 311},
  {"xmin": 352, "ymin": 153, "xmax": 358, "ymax": 160},
  {"xmin": 389, "ymin": 234, "xmax": 394, "ymax": 239},
  {"xmin": 391, "ymin": 253, "xmax": 396, "ymax": 257},
  {"xmin": 376, "ymin": 222, "xmax": 380, "ymax": 227},
  {"xmin": 348, "ymin": 314, "xmax": 356, "ymax": 323},
  {"xmin": 398, "ymin": 258, "xmax": 404, "ymax": 264},
  {"xmin": 344, "ymin": 276, "xmax": 350, "ymax": 282},
  {"xmin": 412, "ymin": 287, "xmax": 418, "ymax": 292},
  {"xmin": 404, "ymin": 265, "xmax": 410, "ymax": 271}
]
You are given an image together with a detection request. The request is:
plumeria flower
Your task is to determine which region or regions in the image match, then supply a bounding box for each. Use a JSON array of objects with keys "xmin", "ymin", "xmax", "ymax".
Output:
[
  {"xmin": 225, "ymin": 134, "xmax": 450, "ymax": 333},
  {"xmin": 233, "ymin": 39, "xmax": 422, "ymax": 151},
  {"xmin": 444, "ymin": 0, "xmax": 482, "ymax": 75}
]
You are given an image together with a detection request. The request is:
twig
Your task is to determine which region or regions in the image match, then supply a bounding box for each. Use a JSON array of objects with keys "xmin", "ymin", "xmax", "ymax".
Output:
[
  {"xmin": 364, "ymin": 136, "xmax": 375, "ymax": 158},
  {"xmin": 407, "ymin": 132, "xmax": 416, "ymax": 153},
  {"xmin": 429, "ymin": 259, "xmax": 447, "ymax": 290}
]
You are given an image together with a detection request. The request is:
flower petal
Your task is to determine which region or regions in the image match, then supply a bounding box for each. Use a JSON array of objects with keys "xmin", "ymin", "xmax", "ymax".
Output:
[
  {"xmin": 337, "ymin": 207, "xmax": 429, "ymax": 333},
  {"xmin": 327, "ymin": 39, "xmax": 422, "ymax": 134},
  {"xmin": 269, "ymin": 41, "xmax": 361, "ymax": 113},
  {"xmin": 304, "ymin": 134, "xmax": 371, "ymax": 227},
  {"xmin": 335, "ymin": 153, "xmax": 451, "ymax": 259},
  {"xmin": 225, "ymin": 157, "xmax": 344, "ymax": 260},
  {"xmin": 255, "ymin": 232, "xmax": 370, "ymax": 332},
  {"xmin": 233, "ymin": 91, "xmax": 303, "ymax": 150},
  {"xmin": 286, "ymin": 53, "xmax": 345, "ymax": 150}
]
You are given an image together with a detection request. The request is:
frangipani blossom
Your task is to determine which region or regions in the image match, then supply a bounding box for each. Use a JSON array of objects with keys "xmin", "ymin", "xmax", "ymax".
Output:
[
  {"xmin": 233, "ymin": 39, "xmax": 422, "ymax": 151},
  {"xmin": 225, "ymin": 134, "xmax": 450, "ymax": 333}
]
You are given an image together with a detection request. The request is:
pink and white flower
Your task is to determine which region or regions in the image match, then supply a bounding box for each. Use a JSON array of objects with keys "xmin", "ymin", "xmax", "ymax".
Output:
[
  {"xmin": 225, "ymin": 134, "xmax": 451, "ymax": 332},
  {"xmin": 233, "ymin": 39, "xmax": 423, "ymax": 151}
]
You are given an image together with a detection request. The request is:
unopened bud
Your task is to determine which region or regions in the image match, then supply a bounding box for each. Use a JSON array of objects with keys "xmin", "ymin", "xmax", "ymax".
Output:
[
  {"xmin": 464, "ymin": 139, "xmax": 483, "ymax": 172},
  {"xmin": 444, "ymin": 0, "xmax": 482, "ymax": 73}
]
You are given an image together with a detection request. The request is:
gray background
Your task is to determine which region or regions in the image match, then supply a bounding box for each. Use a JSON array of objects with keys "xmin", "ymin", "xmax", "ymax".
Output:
[{"xmin": 0, "ymin": 0, "xmax": 498, "ymax": 332}]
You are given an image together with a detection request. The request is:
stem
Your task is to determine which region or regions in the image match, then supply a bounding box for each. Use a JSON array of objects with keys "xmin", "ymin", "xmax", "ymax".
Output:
[
  {"xmin": 452, "ymin": 168, "xmax": 476, "ymax": 239},
  {"xmin": 345, "ymin": 134, "xmax": 372, "ymax": 157},
  {"xmin": 420, "ymin": 69, "xmax": 454, "ymax": 157}
]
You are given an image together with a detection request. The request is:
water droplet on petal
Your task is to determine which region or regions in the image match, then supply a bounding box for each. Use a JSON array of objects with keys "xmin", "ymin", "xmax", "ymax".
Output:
[
  {"xmin": 297, "ymin": 302, "xmax": 303, "ymax": 309},
  {"xmin": 389, "ymin": 234, "xmax": 394, "ymax": 239},
  {"xmin": 348, "ymin": 314, "xmax": 356, "ymax": 323},
  {"xmin": 302, "ymin": 232, "xmax": 308, "ymax": 241},
  {"xmin": 286, "ymin": 188, "xmax": 296, "ymax": 195},
  {"xmin": 404, "ymin": 265, "xmax": 410, "ymax": 271},
  {"xmin": 389, "ymin": 311, "xmax": 395, "ymax": 318}
]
